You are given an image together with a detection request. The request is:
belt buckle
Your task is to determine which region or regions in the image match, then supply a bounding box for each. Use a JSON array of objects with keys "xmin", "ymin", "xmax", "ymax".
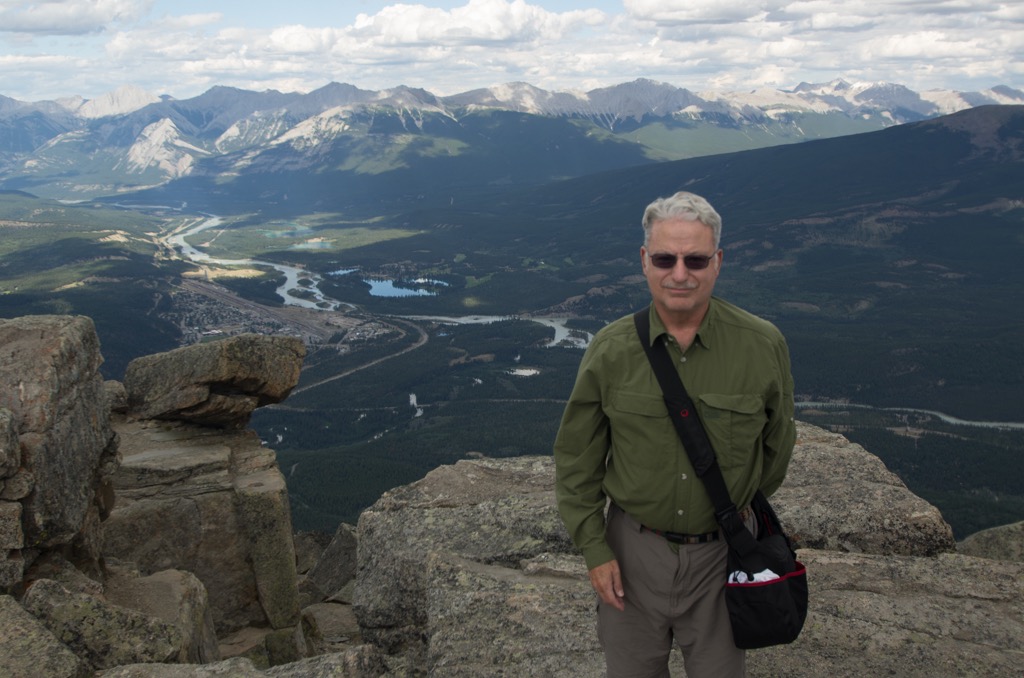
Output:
[{"xmin": 646, "ymin": 526, "xmax": 719, "ymax": 545}]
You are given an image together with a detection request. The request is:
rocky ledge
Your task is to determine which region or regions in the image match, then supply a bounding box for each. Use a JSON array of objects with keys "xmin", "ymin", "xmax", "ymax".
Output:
[{"xmin": 1, "ymin": 315, "xmax": 1021, "ymax": 677}]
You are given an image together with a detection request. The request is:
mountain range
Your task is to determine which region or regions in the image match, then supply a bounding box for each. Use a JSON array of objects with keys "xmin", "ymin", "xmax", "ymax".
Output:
[{"xmin": 2, "ymin": 78, "xmax": 1022, "ymax": 203}]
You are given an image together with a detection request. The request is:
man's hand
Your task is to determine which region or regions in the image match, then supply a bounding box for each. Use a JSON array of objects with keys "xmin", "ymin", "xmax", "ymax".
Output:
[{"xmin": 589, "ymin": 559, "xmax": 625, "ymax": 611}]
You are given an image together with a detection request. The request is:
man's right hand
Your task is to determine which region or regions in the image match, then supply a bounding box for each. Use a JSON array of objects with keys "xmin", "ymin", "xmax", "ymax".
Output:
[{"xmin": 589, "ymin": 559, "xmax": 625, "ymax": 611}]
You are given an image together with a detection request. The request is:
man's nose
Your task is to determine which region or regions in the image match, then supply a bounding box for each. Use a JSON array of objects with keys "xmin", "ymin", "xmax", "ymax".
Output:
[{"xmin": 670, "ymin": 259, "xmax": 691, "ymax": 279}]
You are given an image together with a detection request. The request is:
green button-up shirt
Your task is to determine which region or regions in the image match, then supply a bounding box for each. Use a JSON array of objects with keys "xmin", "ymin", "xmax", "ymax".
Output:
[{"xmin": 553, "ymin": 298, "xmax": 796, "ymax": 570}]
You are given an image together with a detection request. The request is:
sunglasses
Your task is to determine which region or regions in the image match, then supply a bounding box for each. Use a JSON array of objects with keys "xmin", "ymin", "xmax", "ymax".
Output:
[{"xmin": 647, "ymin": 252, "xmax": 714, "ymax": 270}]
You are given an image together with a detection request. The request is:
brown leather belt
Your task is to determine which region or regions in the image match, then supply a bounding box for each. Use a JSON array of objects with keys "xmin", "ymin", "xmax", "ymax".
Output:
[
  {"xmin": 641, "ymin": 506, "xmax": 752, "ymax": 545},
  {"xmin": 641, "ymin": 526, "xmax": 719, "ymax": 544}
]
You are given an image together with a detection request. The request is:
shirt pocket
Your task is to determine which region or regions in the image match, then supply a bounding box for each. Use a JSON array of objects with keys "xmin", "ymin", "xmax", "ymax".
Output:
[
  {"xmin": 607, "ymin": 390, "xmax": 671, "ymax": 470},
  {"xmin": 696, "ymin": 393, "xmax": 767, "ymax": 469}
]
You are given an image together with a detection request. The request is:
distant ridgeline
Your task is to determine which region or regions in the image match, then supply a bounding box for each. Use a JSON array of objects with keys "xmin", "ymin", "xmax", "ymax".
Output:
[
  {"xmin": 1, "ymin": 78, "xmax": 1022, "ymax": 205},
  {"xmin": 0, "ymin": 95, "xmax": 1022, "ymax": 539}
]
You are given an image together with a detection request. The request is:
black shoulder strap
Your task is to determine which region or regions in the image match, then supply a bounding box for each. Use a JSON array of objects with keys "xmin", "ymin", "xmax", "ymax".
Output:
[{"xmin": 633, "ymin": 309, "xmax": 752, "ymax": 547}]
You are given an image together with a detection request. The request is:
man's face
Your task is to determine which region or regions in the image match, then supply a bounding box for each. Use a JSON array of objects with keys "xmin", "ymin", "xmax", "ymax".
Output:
[{"xmin": 641, "ymin": 217, "xmax": 722, "ymax": 324}]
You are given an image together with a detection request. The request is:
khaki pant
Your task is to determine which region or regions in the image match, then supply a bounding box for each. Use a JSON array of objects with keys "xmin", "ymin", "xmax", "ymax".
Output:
[{"xmin": 597, "ymin": 504, "xmax": 746, "ymax": 678}]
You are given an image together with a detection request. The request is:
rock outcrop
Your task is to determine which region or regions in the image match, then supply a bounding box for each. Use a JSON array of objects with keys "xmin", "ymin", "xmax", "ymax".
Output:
[
  {"xmin": 0, "ymin": 316, "xmax": 316, "ymax": 676},
  {"xmin": 103, "ymin": 333, "xmax": 306, "ymax": 637},
  {"xmin": 958, "ymin": 520, "xmax": 1024, "ymax": 563},
  {"xmin": 122, "ymin": 334, "xmax": 304, "ymax": 428},
  {"xmin": 102, "ymin": 416, "xmax": 301, "ymax": 634},
  {"xmin": 352, "ymin": 428, "xmax": 1021, "ymax": 677},
  {"xmin": 0, "ymin": 315, "xmax": 118, "ymax": 589},
  {"xmin": 772, "ymin": 424, "xmax": 955, "ymax": 556},
  {"xmin": 354, "ymin": 456, "xmax": 574, "ymax": 662}
]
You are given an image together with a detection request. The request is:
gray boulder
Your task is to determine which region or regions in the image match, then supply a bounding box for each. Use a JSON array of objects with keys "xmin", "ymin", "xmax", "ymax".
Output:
[
  {"xmin": 103, "ymin": 567, "xmax": 221, "ymax": 664},
  {"xmin": 97, "ymin": 657, "xmax": 266, "ymax": 677},
  {"xmin": 20, "ymin": 563, "xmax": 218, "ymax": 668},
  {"xmin": 423, "ymin": 546, "xmax": 1024, "ymax": 677},
  {"xmin": 123, "ymin": 334, "xmax": 305, "ymax": 427},
  {"xmin": 0, "ymin": 499, "xmax": 22, "ymax": 576},
  {"xmin": 0, "ymin": 406, "xmax": 27, "ymax": 590},
  {"xmin": 301, "ymin": 602, "xmax": 363, "ymax": 656},
  {"xmin": 263, "ymin": 645, "xmax": 391, "ymax": 677},
  {"xmin": 774, "ymin": 423, "xmax": 956, "ymax": 556},
  {"xmin": 958, "ymin": 520, "xmax": 1024, "ymax": 563},
  {"xmin": 0, "ymin": 317, "xmax": 311, "ymax": 672},
  {"xmin": 354, "ymin": 455, "xmax": 573, "ymax": 660},
  {"xmin": 0, "ymin": 594, "xmax": 89, "ymax": 678},
  {"xmin": 293, "ymin": 530, "xmax": 332, "ymax": 576},
  {"xmin": 307, "ymin": 522, "xmax": 358, "ymax": 601},
  {"xmin": 22, "ymin": 578, "xmax": 180, "ymax": 670}
]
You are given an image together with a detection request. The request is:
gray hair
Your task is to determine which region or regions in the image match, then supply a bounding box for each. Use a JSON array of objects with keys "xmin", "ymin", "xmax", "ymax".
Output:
[{"xmin": 642, "ymin": 191, "xmax": 722, "ymax": 249}]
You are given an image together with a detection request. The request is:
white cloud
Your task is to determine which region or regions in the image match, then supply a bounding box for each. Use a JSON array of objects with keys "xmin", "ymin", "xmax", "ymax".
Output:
[
  {"xmin": 0, "ymin": 0, "xmax": 152, "ymax": 35},
  {"xmin": 865, "ymin": 31, "xmax": 963, "ymax": 59},
  {"xmin": 89, "ymin": 0, "xmax": 609, "ymax": 96},
  {"xmin": 624, "ymin": 0, "xmax": 766, "ymax": 24},
  {"xmin": 0, "ymin": 0, "xmax": 1020, "ymax": 101},
  {"xmin": 800, "ymin": 12, "xmax": 876, "ymax": 31},
  {"xmin": 350, "ymin": 0, "xmax": 604, "ymax": 45},
  {"xmin": 267, "ymin": 26, "xmax": 342, "ymax": 55}
]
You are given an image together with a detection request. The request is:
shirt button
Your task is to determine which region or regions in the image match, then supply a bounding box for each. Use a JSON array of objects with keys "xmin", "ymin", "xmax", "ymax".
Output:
[
  {"xmin": 677, "ymin": 509, "xmax": 684, "ymax": 516},
  {"xmin": 680, "ymin": 473, "xmax": 688, "ymax": 480},
  {"xmin": 679, "ymin": 356, "xmax": 687, "ymax": 363}
]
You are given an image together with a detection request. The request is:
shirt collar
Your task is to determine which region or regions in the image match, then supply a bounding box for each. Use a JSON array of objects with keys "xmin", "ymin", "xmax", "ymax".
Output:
[{"xmin": 647, "ymin": 298, "xmax": 718, "ymax": 350}]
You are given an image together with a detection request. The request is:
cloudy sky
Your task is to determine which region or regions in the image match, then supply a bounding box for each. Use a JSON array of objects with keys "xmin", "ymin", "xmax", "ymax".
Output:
[{"xmin": 1, "ymin": 0, "xmax": 1021, "ymax": 102}]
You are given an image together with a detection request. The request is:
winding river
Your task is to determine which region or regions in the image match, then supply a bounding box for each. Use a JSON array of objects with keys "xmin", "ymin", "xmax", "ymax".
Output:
[
  {"xmin": 166, "ymin": 216, "xmax": 590, "ymax": 347},
  {"xmin": 795, "ymin": 401, "xmax": 1024, "ymax": 431},
  {"xmin": 167, "ymin": 216, "xmax": 347, "ymax": 311}
]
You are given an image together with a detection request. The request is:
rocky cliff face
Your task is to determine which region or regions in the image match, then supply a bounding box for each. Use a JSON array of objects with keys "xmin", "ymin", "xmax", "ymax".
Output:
[
  {"xmin": 105, "ymin": 332, "xmax": 306, "ymax": 635},
  {"xmin": 0, "ymin": 314, "xmax": 1021, "ymax": 677},
  {"xmin": 0, "ymin": 315, "xmax": 117, "ymax": 586},
  {"xmin": 0, "ymin": 316, "xmax": 312, "ymax": 676}
]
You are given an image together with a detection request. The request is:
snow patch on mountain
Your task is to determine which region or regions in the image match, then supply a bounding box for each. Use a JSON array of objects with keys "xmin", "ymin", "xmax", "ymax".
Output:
[
  {"xmin": 217, "ymin": 110, "xmax": 294, "ymax": 153},
  {"xmin": 272, "ymin": 106, "xmax": 354, "ymax": 150},
  {"xmin": 374, "ymin": 86, "xmax": 458, "ymax": 129},
  {"xmin": 119, "ymin": 118, "xmax": 208, "ymax": 177},
  {"xmin": 698, "ymin": 88, "xmax": 840, "ymax": 117}
]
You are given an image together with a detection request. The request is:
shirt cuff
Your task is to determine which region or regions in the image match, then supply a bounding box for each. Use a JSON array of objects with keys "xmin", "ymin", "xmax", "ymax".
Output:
[{"xmin": 581, "ymin": 542, "xmax": 617, "ymax": 571}]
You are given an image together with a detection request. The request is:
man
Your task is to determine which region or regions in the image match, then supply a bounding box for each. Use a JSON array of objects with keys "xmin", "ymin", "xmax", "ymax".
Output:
[{"xmin": 554, "ymin": 191, "xmax": 796, "ymax": 677}]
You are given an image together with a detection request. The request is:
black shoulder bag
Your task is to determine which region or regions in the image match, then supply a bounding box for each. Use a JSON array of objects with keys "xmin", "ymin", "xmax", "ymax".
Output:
[{"xmin": 634, "ymin": 310, "xmax": 808, "ymax": 650}]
